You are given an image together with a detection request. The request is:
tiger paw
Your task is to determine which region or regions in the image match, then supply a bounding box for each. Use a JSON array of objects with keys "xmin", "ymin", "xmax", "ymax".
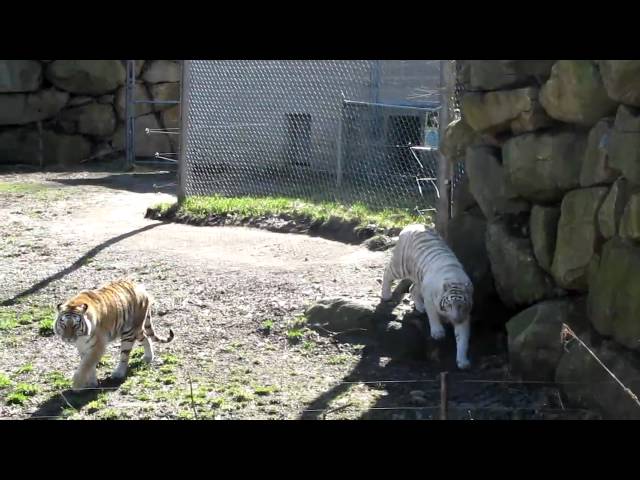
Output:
[
  {"xmin": 72, "ymin": 376, "xmax": 97, "ymax": 391},
  {"xmin": 457, "ymin": 358, "xmax": 471, "ymax": 370},
  {"xmin": 430, "ymin": 326, "xmax": 446, "ymax": 340}
]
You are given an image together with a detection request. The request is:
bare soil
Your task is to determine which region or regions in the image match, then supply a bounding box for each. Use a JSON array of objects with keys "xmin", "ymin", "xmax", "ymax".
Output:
[{"xmin": 0, "ymin": 168, "xmax": 597, "ymax": 420}]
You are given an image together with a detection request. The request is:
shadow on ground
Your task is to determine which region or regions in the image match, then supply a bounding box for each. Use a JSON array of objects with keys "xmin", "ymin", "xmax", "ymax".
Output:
[{"xmin": 50, "ymin": 172, "xmax": 177, "ymax": 195}]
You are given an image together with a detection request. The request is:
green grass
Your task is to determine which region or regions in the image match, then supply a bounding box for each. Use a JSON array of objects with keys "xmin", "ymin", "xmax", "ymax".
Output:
[
  {"xmin": 0, "ymin": 373, "xmax": 12, "ymax": 389},
  {"xmin": 286, "ymin": 317, "xmax": 308, "ymax": 344},
  {"xmin": 6, "ymin": 393, "xmax": 28, "ymax": 405},
  {"xmin": 16, "ymin": 364, "xmax": 34, "ymax": 375},
  {"xmin": 154, "ymin": 195, "xmax": 424, "ymax": 230},
  {"xmin": 45, "ymin": 371, "xmax": 72, "ymax": 389},
  {"xmin": 0, "ymin": 306, "xmax": 56, "ymax": 333},
  {"xmin": 259, "ymin": 320, "xmax": 274, "ymax": 334},
  {"xmin": 253, "ymin": 385, "xmax": 277, "ymax": 396},
  {"xmin": 0, "ymin": 182, "xmax": 50, "ymax": 194},
  {"xmin": 38, "ymin": 317, "xmax": 55, "ymax": 336}
]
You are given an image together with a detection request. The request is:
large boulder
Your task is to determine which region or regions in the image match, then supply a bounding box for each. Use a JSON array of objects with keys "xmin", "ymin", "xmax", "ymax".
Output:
[
  {"xmin": 161, "ymin": 105, "xmax": 180, "ymax": 129},
  {"xmin": 502, "ymin": 130, "xmax": 587, "ymax": 203},
  {"xmin": 149, "ymin": 82, "xmax": 180, "ymax": 111},
  {"xmin": 142, "ymin": 60, "xmax": 180, "ymax": 83},
  {"xmin": 305, "ymin": 298, "xmax": 378, "ymax": 332},
  {"xmin": 59, "ymin": 103, "xmax": 116, "ymax": 137},
  {"xmin": 447, "ymin": 211, "xmax": 495, "ymax": 316},
  {"xmin": 597, "ymin": 60, "xmax": 640, "ymax": 107},
  {"xmin": 507, "ymin": 297, "xmax": 588, "ymax": 381},
  {"xmin": 0, "ymin": 88, "xmax": 68, "ymax": 125},
  {"xmin": 0, "ymin": 60, "xmax": 42, "ymax": 92},
  {"xmin": 115, "ymin": 82, "xmax": 154, "ymax": 120},
  {"xmin": 451, "ymin": 175, "xmax": 477, "ymax": 217},
  {"xmin": 539, "ymin": 60, "xmax": 617, "ymax": 126},
  {"xmin": 551, "ymin": 187, "xmax": 608, "ymax": 291},
  {"xmin": 440, "ymin": 116, "xmax": 477, "ymax": 165},
  {"xmin": 0, "ymin": 128, "xmax": 42, "ymax": 165},
  {"xmin": 588, "ymin": 237, "xmax": 640, "ymax": 350},
  {"xmin": 609, "ymin": 105, "xmax": 640, "ymax": 185},
  {"xmin": 465, "ymin": 145, "xmax": 530, "ymax": 220},
  {"xmin": 113, "ymin": 113, "xmax": 171, "ymax": 157},
  {"xmin": 580, "ymin": 117, "xmax": 620, "ymax": 187},
  {"xmin": 462, "ymin": 87, "xmax": 553, "ymax": 135},
  {"xmin": 42, "ymin": 131, "xmax": 92, "ymax": 165},
  {"xmin": 598, "ymin": 178, "xmax": 630, "ymax": 239},
  {"xmin": 467, "ymin": 60, "xmax": 555, "ymax": 91},
  {"xmin": 529, "ymin": 204, "xmax": 561, "ymax": 273},
  {"xmin": 620, "ymin": 193, "xmax": 640, "ymax": 241},
  {"xmin": 46, "ymin": 60, "xmax": 125, "ymax": 95},
  {"xmin": 556, "ymin": 339, "xmax": 640, "ymax": 419},
  {"xmin": 486, "ymin": 219, "xmax": 558, "ymax": 308}
]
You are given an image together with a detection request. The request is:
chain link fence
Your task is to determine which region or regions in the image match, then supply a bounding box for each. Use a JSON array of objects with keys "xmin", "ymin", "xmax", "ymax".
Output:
[{"xmin": 179, "ymin": 60, "xmax": 446, "ymax": 211}]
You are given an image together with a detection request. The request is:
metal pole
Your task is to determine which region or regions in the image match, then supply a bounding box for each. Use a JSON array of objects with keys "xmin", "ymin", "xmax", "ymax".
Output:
[
  {"xmin": 125, "ymin": 60, "xmax": 136, "ymax": 170},
  {"xmin": 336, "ymin": 103, "xmax": 344, "ymax": 189},
  {"xmin": 436, "ymin": 60, "xmax": 453, "ymax": 240},
  {"xmin": 177, "ymin": 60, "xmax": 188, "ymax": 202},
  {"xmin": 440, "ymin": 371, "xmax": 449, "ymax": 420}
]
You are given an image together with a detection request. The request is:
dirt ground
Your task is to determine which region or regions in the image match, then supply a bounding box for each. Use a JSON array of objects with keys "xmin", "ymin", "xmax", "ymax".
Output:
[{"xmin": 0, "ymin": 167, "xmax": 595, "ymax": 420}]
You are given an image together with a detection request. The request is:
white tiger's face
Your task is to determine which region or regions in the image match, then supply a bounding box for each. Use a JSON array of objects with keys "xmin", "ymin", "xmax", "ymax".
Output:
[
  {"xmin": 55, "ymin": 303, "xmax": 91, "ymax": 342},
  {"xmin": 438, "ymin": 281, "xmax": 473, "ymax": 325}
]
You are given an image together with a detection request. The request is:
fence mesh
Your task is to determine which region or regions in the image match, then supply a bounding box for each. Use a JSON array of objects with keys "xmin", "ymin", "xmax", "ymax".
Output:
[{"xmin": 180, "ymin": 60, "xmax": 444, "ymax": 211}]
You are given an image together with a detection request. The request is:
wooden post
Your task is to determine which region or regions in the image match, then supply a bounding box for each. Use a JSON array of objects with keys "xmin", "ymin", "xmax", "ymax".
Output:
[
  {"xmin": 436, "ymin": 60, "xmax": 454, "ymax": 241},
  {"xmin": 440, "ymin": 371, "xmax": 449, "ymax": 420}
]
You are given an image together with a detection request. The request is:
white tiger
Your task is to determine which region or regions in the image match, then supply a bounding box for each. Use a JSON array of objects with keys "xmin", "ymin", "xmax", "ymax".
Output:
[{"xmin": 381, "ymin": 224, "xmax": 473, "ymax": 369}]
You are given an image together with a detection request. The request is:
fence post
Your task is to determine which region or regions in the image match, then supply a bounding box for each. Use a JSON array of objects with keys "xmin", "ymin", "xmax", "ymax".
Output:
[
  {"xmin": 436, "ymin": 60, "xmax": 454, "ymax": 241},
  {"xmin": 177, "ymin": 60, "xmax": 188, "ymax": 203},
  {"xmin": 124, "ymin": 60, "xmax": 136, "ymax": 171},
  {"xmin": 440, "ymin": 371, "xmax": 449, "ymax": 420}
]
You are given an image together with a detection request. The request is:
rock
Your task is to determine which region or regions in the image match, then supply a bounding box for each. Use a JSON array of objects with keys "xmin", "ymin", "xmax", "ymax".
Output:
[
  {"xmin": 377, "ymin": 318, "xmax": 428, "ymax": 360},
  {"xmin": 114, "ymin": 82, "xmax": 154, "ymax": 120},
  {"xmin": 0, "ymin": 60, "xmax": 42, "ymax": 92},
  {"xmin": 42, "ymin": 131, "xmax": 92, "ymax": 165},
  {"xmin": 486, "ymin": 219, "xmax": 558, "ymax": 308},
  {"xmin": 134, "ymin": 60, "xmax": 145, "ymax": 78},
  {"xmin": 0, "ymin": 128, "xmax": 42, "ymax": 165},
  {"xmin": 98, "ymin": 94, "xmax": 114, "ymax": 104},
  {"xmin": 59, "ymin": 103, "xmax": 116, "ymax": 137},
  {"xmin": 363, "ymin": 234, "xmax": 394, "ymax": 251},
  {"xmin": 465, "ymin": 145, "xmax": 530, "ymax": 220},
  {"xmin": 580, "ymin": 117, "xmax": 619, "ymax": 187},
  {"xmin": 305, "ymin": 298, "xmax": 377, "ymax": 332},
  {"xmin": 620, "ymin": 193, "xmax": 640, "ymax": 241},
  {"xmin": 447, "ymin": 211, "xmax": 496, "ymax": 316},
  {"xmin": 462, "ymin": 87, "xmax": 553, "ymax": 135},
  {"xmin": 502, "ymin": 130, "xmax": 587, "ymax": 203},
  {"xmin": 588, "ymin": 237, "xmax": 640, "ymax": 350},
  {"xmin": 598, "ymin": 178, "xmax": 630, "ymax": 239},
  {"xmin": 149, "ymin": 82, "xmax": 180, "ymax": 111},
  {"xmin": 556, "ymin": 339, "xmax": 640, "ymax": 419},
  {"xmin": 529, "ymin": 205, "xmax": 561, "ymax": 273},
  {"xmin": 468, "ymin": 60, "xmax": 555, "ymax": 91},
  {"xmin": 597, "ymin": 60, "xmax": 640, "ymax": 107},
  {"xmin": 112, "ymin": 113, "xmax": 171, "ymax": 158},
  {"xmin": 440, "ymin": 116, "xmax": 477, "ymax": 164},
  {"xmin": 609, "ymin": 105, "xmax": 640, "ymax": 185},
  {"xmin": 507, "ymin": 297, "xmax": 588, "ymax": 381},
  {"xmin": 68, "ymin": 96, "xmax": 93, "ymax": 107},
  {"xmin": 46, "ymin": 60, "xmax": 125, "ymax": 95},
  {"xmin": 451, "ymin": 175, "xmax": 477, "ymax": 217},
  {"xmin": 161, "ymin": 105, "xmax": 180, "ymax": 129},
  {"xmin": 539, "ymin": 60, "xmax": 617, "ymax": 126},
  {"xmin": 551, "ymin": 187, "xmax": 608, "ymax": 291},
  {"xmin": 142, "ymin": 60, "xmax": 180, "ymax": 83},
  {"xmin": 0, "ymin": 88, "xmax": 69, "ymax": 125}
]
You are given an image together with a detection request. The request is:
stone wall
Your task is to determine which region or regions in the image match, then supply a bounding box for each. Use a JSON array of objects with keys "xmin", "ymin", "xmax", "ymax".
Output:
[
  {"xmin": 0, "ymin": 60, "xmax": 180, "ymax": 167},
  {"xmin": 444, "ymin": 60, "xmax": 640, "ymax": 419}
]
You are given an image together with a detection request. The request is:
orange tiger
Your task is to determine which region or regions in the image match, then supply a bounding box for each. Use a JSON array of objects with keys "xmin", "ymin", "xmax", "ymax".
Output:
[{"xmin": 55, "ymin": 280, "xmax": 174, "ymax": 390}]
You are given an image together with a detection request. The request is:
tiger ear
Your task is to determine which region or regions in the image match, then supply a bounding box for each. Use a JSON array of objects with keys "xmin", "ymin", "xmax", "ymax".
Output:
[
  {"xmin": 80, "ymin": 303, "xmax": 88, "ymax": 312},
  {"xmin": 56, "ymin": 303, "xmax": 62, "ymax": 311}
]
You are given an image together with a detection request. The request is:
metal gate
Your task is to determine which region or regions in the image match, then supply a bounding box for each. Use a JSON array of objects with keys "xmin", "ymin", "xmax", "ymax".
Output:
[{"xmin": 177, "ymin": 60, "xmax": 450, "ymax": 214}]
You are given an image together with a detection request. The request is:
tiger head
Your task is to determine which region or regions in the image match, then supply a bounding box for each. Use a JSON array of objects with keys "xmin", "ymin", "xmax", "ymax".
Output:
[
  {"xmin": 438, "ymin": 280, "xmax": 473, "ymax": 325},
  {"xmin": 55, "ymin": 302, "xmax": 92, "ymax": 342}
]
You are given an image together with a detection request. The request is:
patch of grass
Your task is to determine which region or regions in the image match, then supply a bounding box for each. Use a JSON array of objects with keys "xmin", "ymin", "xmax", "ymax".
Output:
[
  {"xmin": 0, "ymin": 311, "xmax": 18, "ymax": 331},
  {"xmin": 39, "ymin": 317, "xmax": 55, "ymax": 336},
  {"xmin": 0, "ymin": 306, "xmax": 56, "ymax": 332},
  {"xmin": 16, "ymin": 364, "xmax": 34, "ymax": 375},
  {"xmin": 253, "ymin": 385, "xmax": 277, "ymax": 396},
  {"xmin": 97, "ymin": 408, "xmax": 122, "ymax": 420},
  {"xmin": 226, "ymin": 385, "xmax": 254, "ymax": 403},
  {"xmin": 13, "ymin": 383, "xmax": 39, "ymax": 396},
  {"xmin": 161, "ymin": 375, "xmax": 177, "ymax": 385},
  {"xmin": 45, "ymin": 371, "xmax": 72, "ymax": 389},
  {"xmin": 85, "ymin": 393, "xmax": 109, "ymax": 413},
  {"xmin": 6, "ymin": 393, "xmax": 28, "ymax": 405},
  {"xmin": 259, "ymin": 319, "xmax": 274, "ymax": 334},
  {"xmin": 159, "ymin": 365, "xmax": 175, "ymax": 375},
  {"xmin": 327, "ymin": 354, "xmax": 350, "ymax": 365},
  {"xmin": 0, "ymin": 373, "xmax": 12, "ymax": 389},
  {"xmin": 162, "ymin": 354, "xmax": 180, "ymax": 365},
  {"xmin": 156, "ymin": 195, "xmax": 424, "ymax": 230},
  {"xmin": 286, "ymin": 317, "xmax": 308, "ymax": 344},
  {"xmin": 0, "ymin": 182, "xmax": 49, "ymax": 195}
]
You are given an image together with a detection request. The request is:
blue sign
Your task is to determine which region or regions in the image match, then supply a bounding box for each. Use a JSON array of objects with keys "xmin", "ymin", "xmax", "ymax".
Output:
[{"xmin": 425, "ymin": 128, "xmax": 439, "ymax": 148}]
